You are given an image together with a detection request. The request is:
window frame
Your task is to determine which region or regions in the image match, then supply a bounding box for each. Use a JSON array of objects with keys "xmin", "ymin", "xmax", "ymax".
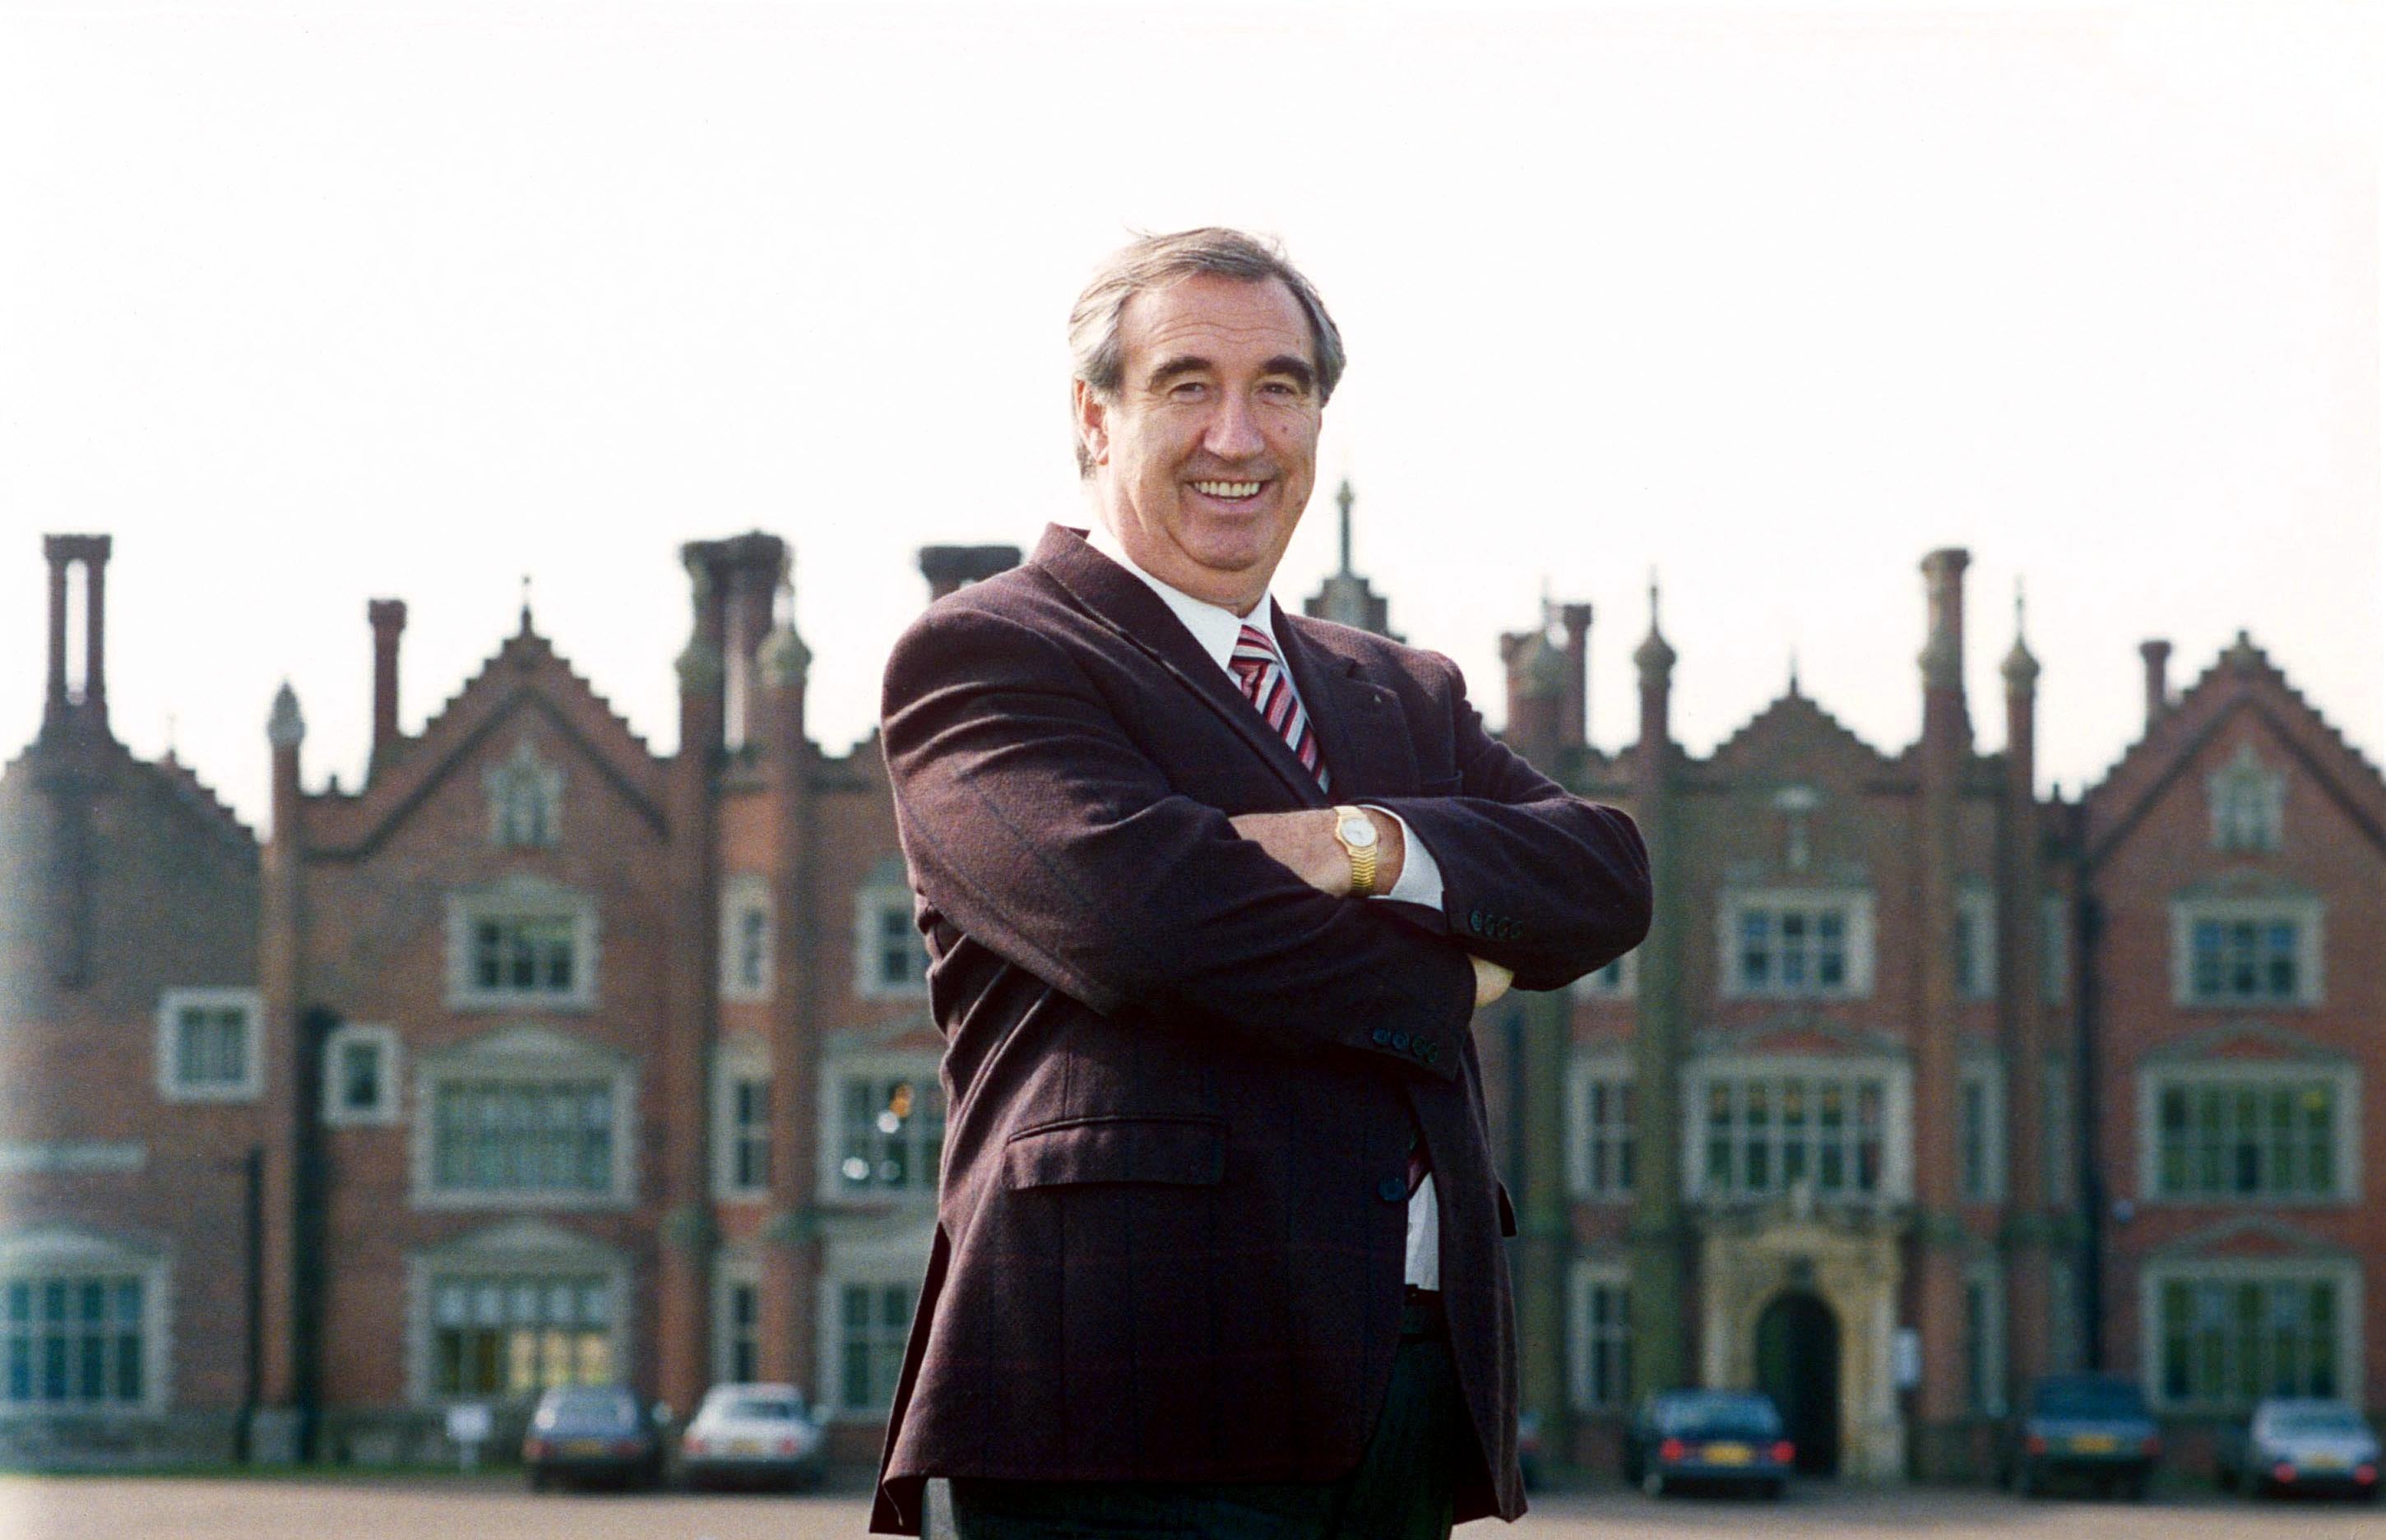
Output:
[
  {"xmin": 0, "ymin": 1226, "xmax": 171, "ymax": 1418},
  {"xmin": 154, "ymin": 987, "xmax": 265, "ymax": 1103},
  {"xmin": 1958, "ymin": 1054, "xmax": 2007, "ymax": 1204},
  {"xmin": 2138, "ymin": 1255, "xmax": 2363, "ymax": 1413},
  {"xmin": 1564, "ymin": 1052, "xmax": 1635, "ymax": 1201},
  {"xmin": 412, "ymin": 1028, "xmax": 638, "ymax": 1211},
  {"xmin": 1717, "ymin": 889, "xmax": 1876, "ymax": 1001},
  {"xmin": 322, "ymin": 1022, "xmax": 402, "ymax": 1127},
  {"xmin": 2208, "ymin": 741, "xmax": 2286, "ymax": 853},
  {"xmin": 484, "ymin": 738, "xmax": 564, "ymax": 850},
  {"xmin": 1570, "ymin": 950, "xmax": 1638, "ymax": 1001},
  {"xmin": 816, "ymin": 1052, "xmax": 945, "ymax": 1205},
  {"xmin": 712, "ymin": 1250, "xmax": 762, "ymax": 1387},
  {"xmin": 2170, "ymin": 896, "xmax": 2323, "ymax": 1009},
  {"xmin": 719, "ymin": 873, "xmax": 775, "ymax": 1004},
  {"xmin": 403, "ymin": 1220, "xmax": 630, "ymax": 1408},
  {"xmin": 815, "ymin": 1228, "xmax": 931, "ymax": 1422},
  {"xmin": 852, "ymin": 884, "xmax": 929, "ymax": 1001},
  {"xmin": 1681, "ymin": 1052, "xmax": 1913, "ymax": 1205},
  {"xmin": 1566, "ymin": 1259, "xmax": 1633, "ymax": 1413},
  {"xmin": 2136, "ymin": 1059, "xmax": 2361, "ymax": 1207},
  {"xmin": 1954, "ymin": 887, "xmax": 1997, "ymax": 1001},
  {"xmin": 712, "ymin": 1042, "xmax": 773, "ymax": 1202},
  {"xmin": 445, "ymin": 879, "xmax": 600, "ymax": 1012},
  {"xmin": 1963, "ymin": 1256, "xmax": 2008, "ymax": 1416}
]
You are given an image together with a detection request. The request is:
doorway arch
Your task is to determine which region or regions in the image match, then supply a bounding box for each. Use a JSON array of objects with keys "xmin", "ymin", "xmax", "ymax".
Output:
[{"xmin": 1754, "ymin": 1291, "xmax": 1840, "ymax": 1475}]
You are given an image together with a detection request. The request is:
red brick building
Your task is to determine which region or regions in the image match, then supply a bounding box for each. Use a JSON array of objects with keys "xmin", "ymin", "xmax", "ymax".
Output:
[{"xmin": 3, "ymin": 521, "xmax": 2378, "ymax": 1480}]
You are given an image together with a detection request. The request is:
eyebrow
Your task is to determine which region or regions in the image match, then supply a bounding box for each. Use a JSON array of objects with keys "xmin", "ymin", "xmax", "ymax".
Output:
[{"xmin": 1143, "ymin": 354, "xmax": 1318, "ymax": 391}]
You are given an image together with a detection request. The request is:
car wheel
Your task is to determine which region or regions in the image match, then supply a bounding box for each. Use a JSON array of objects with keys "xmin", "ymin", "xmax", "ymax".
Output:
[
  {"xmin": 2013, "ymin": 1459, "xmax": 2038, "ymax": 1499},
  {"xmin": 2123, "ymin": 1472, "xmax": 2150, "ymax": 1503},
  {"xmin": 526, "ymin": 1467, "xmax": 549, "ymax": 1493},
  {"xmin": 1642, "ymin": 1470, "xmax": 1666, "ymax": 1499},
  {"xmin": 1762, "ymin": 1478, "xmax": 1786, "ymax": 1501}
]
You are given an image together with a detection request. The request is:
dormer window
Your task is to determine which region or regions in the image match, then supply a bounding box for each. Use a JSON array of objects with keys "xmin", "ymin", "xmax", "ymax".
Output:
[
  {"xmin": 487, "ymin": 739, "xmax": 563, "ymax": 849},
  {"xmin": 2208, "ymin": 742, "xmax": 2284, "ymax": 853}
]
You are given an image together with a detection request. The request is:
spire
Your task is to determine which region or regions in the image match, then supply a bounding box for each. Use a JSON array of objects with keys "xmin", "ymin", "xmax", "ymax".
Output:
[
  {"xmin": 518, "ymin": 573, "xmax": 534, "ymax": 635},
  {"xmin": 267, "ymin": 682, "xmax": 306, "ymax": 750},
  {"xmin": 1633, "ymin": 571, "xmax": 1675, "ymax": 678},
  {"xmin": 1788, "ymin": 646, "xmax": 1801, "ymax": 696},
  {"xmin": 1335, "ymin": 478, "xmax": 1355, "ymax": 576},
  {"xmin": 2001, "ymin": 576, "xmax": 2039, "ymax": 691}
]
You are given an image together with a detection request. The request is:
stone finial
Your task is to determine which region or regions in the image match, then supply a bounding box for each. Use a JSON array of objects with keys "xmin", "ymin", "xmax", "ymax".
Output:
[
  {"xmin": 2002, "ymin": 579, "xmax": 2040, "ymax": 691},
  {"xmin": 2140, "ymin": 639, "xmax": 2172, "ymax": 726},
  {"xmin": 267, "ymin": 682, "xmax": 306, "ymax": 749},
  {"xmin": 676, "ymin": 639, "xmax": 724, "ymax": 694},
  {"xmin": 758, "ymin": 624, "xmax": 811, "ymax": 688},
  {"xmin": 1633, "ymin": 574, "xmax": 1676, "ymax": 679}
]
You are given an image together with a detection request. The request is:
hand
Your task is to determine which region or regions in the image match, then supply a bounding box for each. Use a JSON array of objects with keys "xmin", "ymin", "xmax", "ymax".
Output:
[
  {"xmin": 1228, "ymin": 808, "xmax": 1406, "ymax": 897},
  {"xmin": 1471, "ymin": 955, "xmax": 1514, "ymax": 1010}
]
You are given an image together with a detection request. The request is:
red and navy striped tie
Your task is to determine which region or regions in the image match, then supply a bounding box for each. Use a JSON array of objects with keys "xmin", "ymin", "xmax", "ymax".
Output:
[{"xmin": 1229, "ymin": 622, "xmax": 1329, "ymax": 793}]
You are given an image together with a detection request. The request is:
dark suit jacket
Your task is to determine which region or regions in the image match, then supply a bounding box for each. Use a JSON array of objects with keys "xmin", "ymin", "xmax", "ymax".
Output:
[{"xmin": 868, "ymin": 525, "xmax": 1651, "ymax": 1534}]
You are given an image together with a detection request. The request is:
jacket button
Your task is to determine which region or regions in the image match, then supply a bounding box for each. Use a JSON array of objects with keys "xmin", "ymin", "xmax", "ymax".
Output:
[
  {"xmin": 1391, "ymin": 1030, "xmax": 1410, "ymax": 1051},
  {"xmin": 1371, "ymin": 1027, "xmax": 1392, "ymax": 1046},
  {"xmin": 1378, "ymin": 1177, "xmax": 1407, "ymax": 1204},
  {"xmin": 1468, "ymin": 909, "xmax": 1484, "ymax": 935},
  {"xmin": 1416, "ymin": 1038, "xmax": 1439, "ymax": 1061}
]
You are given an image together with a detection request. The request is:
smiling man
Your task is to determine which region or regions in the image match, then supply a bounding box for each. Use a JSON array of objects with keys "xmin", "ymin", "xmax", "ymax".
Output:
[{"xmin": 870, "ymin": 229, "xmax": 1652, "ymax": 1539}]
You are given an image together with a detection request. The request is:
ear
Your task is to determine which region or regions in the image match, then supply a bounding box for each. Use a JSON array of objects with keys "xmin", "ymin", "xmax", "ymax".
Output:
[{"xmin": 1073, "ymin": 379, "xmax": 1110, "ymax": 469}]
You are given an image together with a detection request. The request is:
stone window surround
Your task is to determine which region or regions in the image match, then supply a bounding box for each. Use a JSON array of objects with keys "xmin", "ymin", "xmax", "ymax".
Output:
[
  {"xmin": 2170, "ymin": 895, "xmax": 2324, "ymax": 1009},
  {"xmin": 1958, "ymin": 1052, "xmax": 2006, "ymax": 1204},
  {"xmin": 2208, "ymin": 740, "xmax": 2286, "ymax": 853},
  {"xmin": 1954, "ymin": 886, "xmax": 1996, "ymax": 1001},
  {"xmin": 444, "ymin": 876, "xmax": 600, "ymax": 1013},
  {"xmin": 719, "ymin": 873, "xmax": 774, "ymax": 1004},
  {"xmin": 712, "ymin": 1039, "xmax": 772, "ymax": 1202},
  {"xmin": 1716, "ymin": 888, "xmax": 1878, "ymax": 1001},
  {"xmin": 2040, "ymin": 894, "xmax": 2069, "ymax": 1006},
  {"xmin": 2137, "ymin": 1253, "xmax": 2363, "ymax": 1413},
  {"xmin": 322, "ymin": 1022, "xmax": 403, "ymax": 1128},
  {"xmin": 154, "ymin": 986, "xmax": 264, "ymax": 1104},
  {"xmin": 816, "ymin": 1051, "xmax": 944, "ymax": 1206},
  {"xmin": 1565, "ymin": 1256, "xmax": 1632, "ymax": 1413},
  {"xmin": 1563, "ymin": 1049, "xmax": 1634, "ymax": 1202},
  {"xmin": 1963, "ymin": 1254, "xmax": 2008, "ymax": 1415},
  {"xmin": 852, "ymin": 883, "xmax": 929, "ymax": 1001},
  {"xmin": 1680, "ymin": 1050, "xmax": 1914, "ymax": 1205},
  {"xmin": 815, "ymin": 1225, "xmax": 932, "ymax": 1422},
  {"xmin": 0, "ymin": 1225, "xmax": 172, "ymax": 1418},
  {"xmin": 403, "ymin": 1219, "xmax": 631, "ymax": 1408},
  {"xmin": 2134, "ymin": 1057, "xmax": 2361, "ymax": 1207},
  {"xmin": 411, "ymin": 1026, "xmax": 638, "ymax": 1212},
  {"xmin": 485, "ymin": 738, "xmax": 564, "ymax": 849}
]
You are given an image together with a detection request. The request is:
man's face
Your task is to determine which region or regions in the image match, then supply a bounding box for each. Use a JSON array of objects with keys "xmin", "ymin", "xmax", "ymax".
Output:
[{"xmin": 1077, "ymin": 273, "xmax": 1323, "ymax": 614}]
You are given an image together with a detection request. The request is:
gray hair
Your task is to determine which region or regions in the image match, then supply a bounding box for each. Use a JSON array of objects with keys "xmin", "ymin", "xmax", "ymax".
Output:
[{"xmin": 1068, "ymin": 228, "xmax": 1346, "ymax": 477}]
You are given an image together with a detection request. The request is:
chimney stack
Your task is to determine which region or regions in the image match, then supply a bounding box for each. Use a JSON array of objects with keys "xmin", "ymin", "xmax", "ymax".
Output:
[
  {"xmin": 40, "ymin": 534, "xmax": 112, "ymax": 734},
  {"xmin": 1918, "ymin": 547, "xmax": 1971, "ymax": 751},
  {"xmin": 368, "ymin": 599, "xmax": 407, "ymax": 779},
  {"xmin": 919, "ymin": 544, "xmax": 1024, "ymax": 603},
  {"xmin": 1558, "ymin": 602, "xmax": 1591, "ymax": 750},
  {"xmin": 2139, "ymin": 640, "xmax": 2171, "ymax": 729}
]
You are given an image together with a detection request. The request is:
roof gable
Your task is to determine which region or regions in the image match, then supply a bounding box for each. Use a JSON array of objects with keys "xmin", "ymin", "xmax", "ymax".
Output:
[{"xmin": 1706, "ymin": 687, "xmax": 1897, "ymax": 783}]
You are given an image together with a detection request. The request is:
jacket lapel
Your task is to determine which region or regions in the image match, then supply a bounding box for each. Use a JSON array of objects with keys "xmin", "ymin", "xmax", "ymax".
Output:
[
  {"xmin": 1030, "ymin": 525, "xmax": 1329, "ymax": 807},
  {"xmin": 1273, "ymin": 611, "xmax": 1421, "ymax": 802}
]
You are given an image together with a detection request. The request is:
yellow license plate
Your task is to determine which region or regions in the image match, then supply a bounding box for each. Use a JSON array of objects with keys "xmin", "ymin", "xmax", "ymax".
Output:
[
  {"xmin": 2070, "ymin": 1434, "xmax": 2118, "ymax": 1454},
  {"xmin": 1705, "ymin": 1443, "xmax": 1753, "ymax": 1464},
  {"xmin": 2308, "ymin": 1454, "xmax": 2348, "ymax": 1471},
  {"xmin": 564, "ymin": 1439, "xmax": 609, "ymax": 1455},
  {"xmin": 731, "ymin": 1438, "xmax": 767, "ymax": 1455}
]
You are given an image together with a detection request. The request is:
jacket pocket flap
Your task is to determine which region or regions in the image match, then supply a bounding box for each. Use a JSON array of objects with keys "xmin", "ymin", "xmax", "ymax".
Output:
[{"xmin": 1001, "ymin": 1116, "xmax": 1225, "ymax": 1189}]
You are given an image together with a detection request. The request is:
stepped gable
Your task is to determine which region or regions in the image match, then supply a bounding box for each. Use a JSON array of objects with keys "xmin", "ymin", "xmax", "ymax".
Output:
[
  {"xmin": 146, "ymin": 749, "xmax": 257, "ymax": 854},
  {"xmin": 304, "ymin": 615, "xmax": 668, "ymax": 856},
  {"xmin": 2082, "ymin": 631, "xmax": 2386, "ymax": 861},
  {"xmin": 1703, "ymin": 682, "xmax": 1897, "ymax": 784}
]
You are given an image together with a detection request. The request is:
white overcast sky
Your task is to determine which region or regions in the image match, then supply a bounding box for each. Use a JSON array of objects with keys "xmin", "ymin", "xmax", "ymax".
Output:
[{"xmin": 2, "ymin": 1, "xmax": 2379, "ymax": 834}]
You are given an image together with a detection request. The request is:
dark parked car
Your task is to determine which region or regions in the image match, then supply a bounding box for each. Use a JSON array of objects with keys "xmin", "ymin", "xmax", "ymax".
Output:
[
  {"xmin": 2002, "ymin": 1373, "xmax": 2160, "ymax": 1500},
  {"xmin": 2217, "ymin": 1398, "xmax": 2380, "ymax": 1500},
  {"xmin": 522, "ymin": 1384, "xmax": 668, "ymax": 1491},
  {"xmin": 1624, "ymin": 1389, "xmax": 1794, "ymax": 1499}
]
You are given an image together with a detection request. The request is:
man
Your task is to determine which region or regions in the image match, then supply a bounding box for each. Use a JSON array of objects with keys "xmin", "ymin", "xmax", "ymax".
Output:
[{"xmin": 870, "ymin": 228, "xmax": 1650, "ymax": 1538}]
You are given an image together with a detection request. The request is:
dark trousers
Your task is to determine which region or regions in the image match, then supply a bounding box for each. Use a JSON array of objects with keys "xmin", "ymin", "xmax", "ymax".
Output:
[{"xmin": 924, "ymin": 1300, "xmax": 1466, "ymax": 1540}]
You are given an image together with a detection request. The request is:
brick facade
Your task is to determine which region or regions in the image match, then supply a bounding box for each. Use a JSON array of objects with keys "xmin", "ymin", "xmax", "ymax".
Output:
[{"xmin": 4, "ymin": 518, "xmax": 2379, "ymax": 1482}]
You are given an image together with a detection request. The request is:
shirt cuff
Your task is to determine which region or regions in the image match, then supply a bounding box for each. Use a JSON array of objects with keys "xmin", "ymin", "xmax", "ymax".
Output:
[{"xmin": 1364, "ymin": 807, "xmax": 1445, "ymax": 908}]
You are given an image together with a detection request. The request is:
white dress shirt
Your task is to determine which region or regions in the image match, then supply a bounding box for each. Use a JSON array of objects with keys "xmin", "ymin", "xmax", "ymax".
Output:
[{"xmin": 1082, "ymin": 521, "xmax": 1446, "ymax": 1288}]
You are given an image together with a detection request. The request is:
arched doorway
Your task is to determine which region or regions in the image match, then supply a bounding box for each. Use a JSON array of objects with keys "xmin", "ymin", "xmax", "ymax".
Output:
[{"xmin": 1754, "ymin": 1291, "xmax": 1840, "ymax": 1475}]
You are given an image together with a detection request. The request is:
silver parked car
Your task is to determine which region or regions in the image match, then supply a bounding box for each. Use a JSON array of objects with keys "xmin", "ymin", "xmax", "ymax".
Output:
[
  {"xmin": 679, "ymin": 1382, "xmax": 828, "ymax": 1491},
  {"xmin": 2218, "ymin": 1398, "xmax": 2380, "ymax": 1501}
]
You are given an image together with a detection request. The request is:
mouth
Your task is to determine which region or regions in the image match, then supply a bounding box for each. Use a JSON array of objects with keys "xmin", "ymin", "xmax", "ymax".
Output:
[{"xmin": 1188, "ymin": 478, "xmax": 1267, "ymax": 506}]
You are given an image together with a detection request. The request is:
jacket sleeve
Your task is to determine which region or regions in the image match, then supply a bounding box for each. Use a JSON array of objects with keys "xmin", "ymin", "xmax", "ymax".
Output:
[
  {"xmin": 1365, "ymin": 652, "xmax": 1652, "ymax": 993},
  {"xmin": 879, "ymin": 600, "xmax": 1477, "ymax": 1080}
]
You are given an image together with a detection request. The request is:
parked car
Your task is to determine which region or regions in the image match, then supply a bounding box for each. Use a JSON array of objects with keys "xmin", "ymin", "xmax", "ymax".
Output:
[
  {"xmin": 2001, "ymin": 1373, "xmax": 2160, "ymax": 1500},
  {"xmin": 522, "ymin": 1383, "xmax": 668, "ymax": 1491},
  {"xmin": 1623, "ymin": 1389, "xmax": 1793, "ymax": 1499},
  {"xmin": 2217, "ymin": 1398, "xmax": 2380, "ymax": 1501},
  {"xmin": 679, "ymin": 1382, "xmax": 828, "ymax": 1491}
]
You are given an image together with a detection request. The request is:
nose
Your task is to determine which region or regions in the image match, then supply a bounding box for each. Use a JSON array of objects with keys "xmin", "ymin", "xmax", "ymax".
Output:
[{"xmin": 1202, "ymin": 388, "xmax": 1266, "ymax": 461}]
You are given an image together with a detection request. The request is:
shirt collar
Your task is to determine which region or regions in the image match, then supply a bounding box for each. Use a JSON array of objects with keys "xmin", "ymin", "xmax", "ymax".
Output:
[{"xmin": 1082, "ymin": 520, "xmax": 1282, "ymax": 674}]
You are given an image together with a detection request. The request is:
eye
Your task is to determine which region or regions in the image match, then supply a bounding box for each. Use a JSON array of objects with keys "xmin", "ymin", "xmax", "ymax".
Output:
[{"xmin": 1167, "ymin": 380, "xmax": 1210, "ymax": 401}]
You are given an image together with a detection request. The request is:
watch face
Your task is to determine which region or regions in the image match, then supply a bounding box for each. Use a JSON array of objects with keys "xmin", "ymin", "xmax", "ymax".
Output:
[{"xmin": 1340, "ymin": 816, "xmax": 1378, "ymax": 848}]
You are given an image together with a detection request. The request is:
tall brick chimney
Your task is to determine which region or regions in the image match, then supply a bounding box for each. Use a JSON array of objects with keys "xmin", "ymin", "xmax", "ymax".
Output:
[
  {"xmin": 1918, "ymin": 548, "xmax": 1972, "ymax": 752},
  {"xmin": 919, "ymin": 544, "xmax": 1023, "ymax": 602},
  {"xmin": 367, "ymin": 599, "xmax": 407, "ymax": 781},
  {"xmin": 41, "ymin": 534, "xmax": 112, "ymax": 734},
  {"xmin": 2139, "ymin": 640, "xmax": 2171, "ymax": 730},
  {"xmin": 1558, "ymin": 602, "xmax": 1591, "ymax": 751}
]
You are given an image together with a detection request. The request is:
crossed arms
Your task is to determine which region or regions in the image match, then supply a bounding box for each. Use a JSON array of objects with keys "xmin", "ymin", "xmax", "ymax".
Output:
[{"xmin": 880, "ymin": 601, "xmax": 1652, "ymax": 1081}]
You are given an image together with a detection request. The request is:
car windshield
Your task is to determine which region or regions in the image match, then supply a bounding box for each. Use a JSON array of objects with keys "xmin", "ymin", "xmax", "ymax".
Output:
[
  {"xmin": 718, "ymin": 1395, "xmax": 804, "ymax": 1422},
  {"xmin": 2032, "ymin": 1379, "xmax": 2144, "ymax": 1417},
  {"xmin": 1656, "ymin": 1393, "xmax": 1779, "ymax": 1438},
  {"xmin": 544, "ymin": 1390, "xmax": 636, "ymax": 1428},
  {"xmin": 2273, "ymin": 1407, "xmax": 2367, "ymax": 1436}
]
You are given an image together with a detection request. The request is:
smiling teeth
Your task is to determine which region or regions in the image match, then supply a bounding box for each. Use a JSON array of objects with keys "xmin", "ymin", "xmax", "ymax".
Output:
[{"xmin": 1193, "ymin": 480, "xmax": 1262, "ymax": 497}]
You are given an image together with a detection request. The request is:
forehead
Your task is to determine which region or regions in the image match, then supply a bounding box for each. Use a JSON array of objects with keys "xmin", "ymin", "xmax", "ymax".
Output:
[{"xmin": 1117, "ymin": 272, "xmax": 1313, "ymax": 373}]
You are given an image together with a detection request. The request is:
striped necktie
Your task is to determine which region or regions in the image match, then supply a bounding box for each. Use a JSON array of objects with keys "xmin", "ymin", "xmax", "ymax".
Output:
[{"xmin": 1229, "ymin": 622, "xmax": 1329, "ymax": 793}]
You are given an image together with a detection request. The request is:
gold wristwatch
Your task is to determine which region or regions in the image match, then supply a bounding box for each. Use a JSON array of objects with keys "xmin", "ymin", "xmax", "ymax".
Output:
[{"xmin": 1331, "ymin": 805, "xmax": 1381, "ymax": 897}]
